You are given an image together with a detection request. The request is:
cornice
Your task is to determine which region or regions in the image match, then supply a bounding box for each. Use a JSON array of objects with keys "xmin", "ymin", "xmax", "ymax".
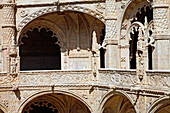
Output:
[
  {"xmin": 16, "ymin": 0, "xmax": 105, "ymax": 7},
  {"xmin": 0, "ymin": 83, "xmax": 168, "ymax": 96}
]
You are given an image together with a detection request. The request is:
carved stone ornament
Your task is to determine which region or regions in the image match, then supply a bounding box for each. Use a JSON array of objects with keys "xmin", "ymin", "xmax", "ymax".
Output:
[
  {"xmin": 20, "ymin": 9, "xmax": 29, "ymax": 18},
  {"xmin": 18, "ymin": 6, "xmax": 105, "ymax": 32},
  {"xmin": 96, "ymin": 3, "xmax": 105, "ymax": 14}
]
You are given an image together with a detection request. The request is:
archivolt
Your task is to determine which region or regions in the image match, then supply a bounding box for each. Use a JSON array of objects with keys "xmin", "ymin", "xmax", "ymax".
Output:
[
  {"xmin": 17, "ymin": 90, "xmax": 92, "ymax": 113},
  {"xmin": 17, "ymin": 5, "xmax": 105, "ymax": 32},
  {"xmin": 0, "ymin": 102, "xmax": 7, "ymax": 113},
  {"xmin": 147, "ymin": 96, "xmax": 170, "ymax": 113},
  {"xmin": 98, "ymin": 90, "xmax": 138, "ymax": 113}
]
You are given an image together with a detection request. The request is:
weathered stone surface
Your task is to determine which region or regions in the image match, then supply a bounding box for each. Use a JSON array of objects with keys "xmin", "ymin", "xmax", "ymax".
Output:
[{"xmin": 0, "ymin": 0, "xmax": 169, "ymax": 113}]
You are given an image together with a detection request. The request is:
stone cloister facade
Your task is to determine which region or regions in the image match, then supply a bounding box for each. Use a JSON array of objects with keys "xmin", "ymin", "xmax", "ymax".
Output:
[{"xmin": 0, "ymin": 0, "xmax": 169, "ymax": 113}]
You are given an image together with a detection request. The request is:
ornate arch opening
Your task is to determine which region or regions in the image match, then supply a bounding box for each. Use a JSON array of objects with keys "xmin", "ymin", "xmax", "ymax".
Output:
[
  {"xmin": 19, "ymin": 26, "xmax": 61, "ymax": 71},
  {"xmin": 99, "ymin": 91, "xmax": 137, "ymax": 113},
  {"xmin": 119, "ymin": 0, "xmax": 153, "ymax": 70},
  {"xmin": 21, "ymin": 93, "xmax": 91, "ymax": 113},
  {"xmin": 129, "ymin": 3, "xmax": 153, "ymax": 70},
  {"xmin": 148, "ymin": 97, "xmax": 170, "ymax": 113},
  {"xmin": 18, "ymin": 9, "xmax": 105, "ymax": 70}
]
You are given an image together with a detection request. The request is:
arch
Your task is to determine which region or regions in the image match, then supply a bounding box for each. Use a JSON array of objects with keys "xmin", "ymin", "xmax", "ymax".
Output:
[
  {"xmin": 17, "ymin": 90, "xmax": 92, "ymax": 113},
  {"xmin": 19, "ymin": 25, "xmax": 62, "ymax": 70},
  {"xmin": 17, "ymin": 19, "xmax": 65, "ymax": 48},
  {"xmin": 17, "ymin": 5, "xmax": 105, "ymax": 39},
  {"xmin": 99, "ymin": 90, "xmax": 138, "ymax": 113},
  {"xmin": 118, "ymin": 0, "xmax": 151, "ymax": 40},
  {"xmin": 0, "ymin": 102, "xmax": 7, "ymax": 113},
  {"xmin": 147, "ymin": 96, "xmax": 170, "ymax": 113}
]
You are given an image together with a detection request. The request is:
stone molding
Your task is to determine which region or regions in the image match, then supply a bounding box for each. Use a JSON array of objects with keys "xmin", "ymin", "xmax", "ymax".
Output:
[
  {"xmin": 104, "ymin": 39, "xmax": 118, "ymax": 45},
  {"xmin": 153, "ymin": 35, "xmax": 170, "ymax": 40},
  {"xmin": 0, "ymin": 69, "xmax": 169, "ymax": 95},
  {"xmin": 19, "ymin": 70, "xmax": 93, "ymax": 85}
]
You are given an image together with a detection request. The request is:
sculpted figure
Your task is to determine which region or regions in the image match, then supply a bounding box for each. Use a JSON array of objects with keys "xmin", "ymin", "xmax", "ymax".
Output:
[
  {"xmin": 92, "ymin": 31, "xmax": 100, "ymax": 54},
  {"xmin": 92, "ymin": 31, "xmax": 100, "ymax": 76},
  {"xmin": 137, "ymin": 27, "xmax": 144, "ymax": 57}
]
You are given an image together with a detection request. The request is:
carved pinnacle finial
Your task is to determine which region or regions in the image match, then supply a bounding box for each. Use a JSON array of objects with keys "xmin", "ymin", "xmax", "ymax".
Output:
[
  {"xmin": 144, "ymin": 16, "xmax": 148, "ymax": 29},
  {"xmin": 138, "ymin": 27, "xmax": 143, "ymax": 39},
  {"xmin": 92, "ymin": 31, "xmax": 97, "ymax": 45}
]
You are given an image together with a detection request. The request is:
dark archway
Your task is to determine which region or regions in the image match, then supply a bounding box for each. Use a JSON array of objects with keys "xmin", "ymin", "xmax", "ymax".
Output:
[
  {"xmin": 19, "ymin": 27, "xmax": 61, "ymax": 71},
  {"xmin": 23, "ymin": 100, "xmax": 58, "ymax": 113}
]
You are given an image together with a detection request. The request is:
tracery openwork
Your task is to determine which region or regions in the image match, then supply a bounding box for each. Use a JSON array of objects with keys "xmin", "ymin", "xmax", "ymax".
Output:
[
  {"xmin": 19, "ymin": 27, "xmax": 61, "ymax": 70},
  {"xmin": 19, "ymin": 26, "xmax": 61, "ymax": 46},
  {"xmin": 23, "ymin": 100, "xmax": 58, "ymax": 113}
]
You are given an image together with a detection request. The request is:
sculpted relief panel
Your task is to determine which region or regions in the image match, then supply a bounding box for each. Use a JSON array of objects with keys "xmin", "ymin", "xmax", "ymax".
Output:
[
  {"xmin": 19, "ymin": 70, "xmax": 92, "ymax": 85},
  {"xmin": 99, "ymin": 69, "xmax": 137, "ymax": 86},
  {"xmin": 147, "ymin": 71, "xmax": 170, "ymax": 89}
]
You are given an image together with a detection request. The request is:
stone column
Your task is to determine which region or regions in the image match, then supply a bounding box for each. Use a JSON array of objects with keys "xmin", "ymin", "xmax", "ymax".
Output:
[
  {"xmin": 104, "ymin": 0, "xmax": 119, "ymax": 68},
  {"xmin": 60, "ymin": 48, "xmax": 66, "ymax": 70},
  {"xmin": 1, "ymin": 1, "xmax": 18, "ymax": 113},
  {"xmin": 152, "ymin": 0, "xmax": 170, "ymax": 70},
  {"xmin": 1, "ymin": 0, "xmax": 16, "ymax": 73}
]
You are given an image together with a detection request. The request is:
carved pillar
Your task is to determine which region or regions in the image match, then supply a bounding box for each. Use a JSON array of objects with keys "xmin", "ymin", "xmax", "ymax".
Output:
[
  {"xmin": 1, "ymin": 0, "xmax": 16, "ymax": 73},
  {"xmin": 152, "ymin": 0, "xmax": 170, "ymax": 70},
  {"xmin": 104, "ymin": 0, "xmax": 119, "ymax": 68}
]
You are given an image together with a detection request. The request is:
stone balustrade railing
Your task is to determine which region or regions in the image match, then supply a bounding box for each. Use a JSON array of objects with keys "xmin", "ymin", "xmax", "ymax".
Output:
[
  {"xmin": 0, "ymin": 69, "xmax": 169, "ymax": 90},
  {"xmin": 98, "ymin": 69, "xmax": 138, "ymax": 86},
  {"xmin": 19, "ymin": 70, "xmax": 93, "ymax": 85},
  {"xmin": 98, "ymin": 69, "xmax": 170, "ymax": 90},
  {"xmin": 146, "ymin": 70, "xmax": 170, "ymax": 90}
]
